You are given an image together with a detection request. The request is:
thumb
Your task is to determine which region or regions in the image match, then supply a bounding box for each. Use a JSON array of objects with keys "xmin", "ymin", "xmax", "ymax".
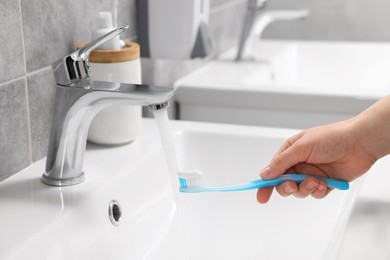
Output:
[{"xmin": 260, "ymin": 141, "xmax": 310, "ymax": 179}]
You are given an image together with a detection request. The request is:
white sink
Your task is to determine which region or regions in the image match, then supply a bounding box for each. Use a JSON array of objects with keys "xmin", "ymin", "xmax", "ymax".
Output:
[
  {"xmin": 222, "ymin": 40, "xmax": 390, "ymax": 92},
  {"xmin": 0, "ymin": 119, "xmax": 361, "ymax": 259},
  {"xmin": 175, "ymin": 40, "xmax": 390, "ymax": 129}
]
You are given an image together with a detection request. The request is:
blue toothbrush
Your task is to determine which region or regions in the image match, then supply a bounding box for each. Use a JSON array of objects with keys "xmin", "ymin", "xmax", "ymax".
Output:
[{"xmin": 178, "ymin": 171, "xmax": 349, "ymax": 193}]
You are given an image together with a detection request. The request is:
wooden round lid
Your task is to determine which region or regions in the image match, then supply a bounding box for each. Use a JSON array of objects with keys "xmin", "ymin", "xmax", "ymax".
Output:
[{"xmin": 76, "ymin": 40, "xmax": 140, "ymax": 63}]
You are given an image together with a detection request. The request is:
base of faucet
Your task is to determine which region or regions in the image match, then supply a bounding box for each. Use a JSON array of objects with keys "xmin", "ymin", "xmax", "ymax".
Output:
[{"xmin": 41, "ymin": 172, "xmax": 85, "ymax": 187}]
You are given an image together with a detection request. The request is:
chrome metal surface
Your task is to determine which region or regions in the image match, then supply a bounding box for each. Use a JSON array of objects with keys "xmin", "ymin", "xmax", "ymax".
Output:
[
  {"xmin": 148, "ymin": 101, "xmax": 169, "ymax": 111},
  {"xmin": 52, "ymin": 26, "xmax": 128, "ymax": 86},
  {"xmin": 236, "ymin": 0, "xmax": 267, "ymax": 62},
  {"xmin": 109, "ymin": 200, "xmax": 122, "ymax": 226},
  {"xmin": 236, "ymin": 1, "xmax": 308, "ymax": 61},
  {"xmin": 42, "ymin": 27, "xmax": 175, "ymax": 187},
  {"xmin": 42, "ymin": 81, "xmax": 175, "ymax": 187}
]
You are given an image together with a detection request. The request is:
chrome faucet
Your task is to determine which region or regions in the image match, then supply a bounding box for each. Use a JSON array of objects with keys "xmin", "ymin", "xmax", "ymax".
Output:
[
  {"xmin": 42, "ymin": 26, "xmax": 175, "ymax": 187},
  {"xmin": 236, "ymin": 0, "xmax": 309, "ymax": 61}
]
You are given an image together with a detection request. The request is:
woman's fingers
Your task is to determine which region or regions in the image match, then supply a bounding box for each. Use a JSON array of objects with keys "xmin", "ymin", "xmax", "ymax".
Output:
[
  {"xmin": 257, "ymin": 178, "xmax": 331, "ymax": 203},
  {"xmin": 293, "ymin": 177, "xmax": 319, "ymax": 198},
  {"xmin": 261, "ymin": 140, "xmax": 310, "ymax": 180},
  {"xmin": 256, "ymin": 186, "xmax": 274, "ymax": 204},
  {"xmin": 275, "ymin": 181, "xmax": 297, "ymax": 196},
  {"xmin": 311, "ymin": 180, "xmax": 329, "ymax": 199}
]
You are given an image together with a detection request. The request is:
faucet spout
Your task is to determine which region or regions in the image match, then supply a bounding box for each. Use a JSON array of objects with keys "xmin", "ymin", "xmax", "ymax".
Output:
[
  {"xmin": 236, "ymin": 7, "xmax": 309, "ymax": 61},
  {"xmin": 42, "ymin": 80, "xmax": 175, "ymax": 186},
  {"xmin": 251, "ymin": 10, "xmax": 309, "ymax": 39},
  {"xmin": 148, "ymin": 102, "xmax": 169, "ymax": 111}
]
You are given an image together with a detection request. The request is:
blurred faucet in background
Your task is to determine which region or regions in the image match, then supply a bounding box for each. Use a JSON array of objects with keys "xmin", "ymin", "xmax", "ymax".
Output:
[{"xmin": 236, "ymin": 0, "xmax": 309, "ymax": 61}]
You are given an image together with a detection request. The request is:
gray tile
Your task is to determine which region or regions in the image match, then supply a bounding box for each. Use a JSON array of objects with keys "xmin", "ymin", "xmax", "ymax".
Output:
[
  {"xmin": 209, "ymin": 1, "xmax": 247, "ymax": 55},
  {"xmin": 21, "ymin": 0, "xmax": 137, "ymax": 72},
  {"xmin": 27, "ymin": 67, "xmax": 56, "ymax": 162},
  {"xmin": 210, "ymin": 0, "xmax": 238, "ymax": 8},
  {"xmin": 0, "ymin": 0, "xmax": 25, "ymax": 82},
  {"xmin": 0, "ymin": 79, "xmax": 31, "ymax": 181},
  {"xmin": 117, "ymin": 0, "xmax": 138, "ymax": 38}
]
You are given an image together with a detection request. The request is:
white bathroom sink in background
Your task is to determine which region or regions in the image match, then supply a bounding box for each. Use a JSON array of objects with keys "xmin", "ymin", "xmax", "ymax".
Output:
[
  {"xmin": 0, "ymin": 119, "xmax": 361, "ymax": 260},
  {"xmin": 175, "ymin": 40, "xmax": 390, "ymax": 129},
  {"xmin": 221, "ymin": 40, "xmax": 390, "ymax": 92}
]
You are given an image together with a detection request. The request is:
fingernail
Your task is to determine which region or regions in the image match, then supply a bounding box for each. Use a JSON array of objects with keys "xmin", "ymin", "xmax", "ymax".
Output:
[
  {"xmin": 261, "ymin": 167, "xmax": 271, "ymax": 178},
  {"xmin": 284, "ymin": 185, "xmax": 295, "ymax": 194},
  {"xmin": 305, "ymin": 179, "xmax": 317, "ymax": 190},
  {"xmin": 318, "ymin": 184, "xmax": 326, "ymax": 191}
]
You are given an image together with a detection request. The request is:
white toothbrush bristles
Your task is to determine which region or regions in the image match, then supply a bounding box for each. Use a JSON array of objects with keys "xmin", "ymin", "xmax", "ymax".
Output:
[{"xmin": 178, "ymin": 170, "xmax": 204, "ymax": 188}]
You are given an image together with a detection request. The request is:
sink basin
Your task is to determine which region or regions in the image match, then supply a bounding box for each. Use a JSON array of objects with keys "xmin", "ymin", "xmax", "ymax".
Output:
[
  {"xmin": 1, "ymin": 119, "xmax": 361, "ymax": 259},
  {"xmin": 175, "ymin": 40, "xmax": 390, "ymax": 129}
]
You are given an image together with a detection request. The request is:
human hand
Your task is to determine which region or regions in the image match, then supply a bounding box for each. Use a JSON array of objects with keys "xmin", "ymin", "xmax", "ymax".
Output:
[{"xmin": 256, "ymin": 119, "xmax": 378, "ymax": 203}]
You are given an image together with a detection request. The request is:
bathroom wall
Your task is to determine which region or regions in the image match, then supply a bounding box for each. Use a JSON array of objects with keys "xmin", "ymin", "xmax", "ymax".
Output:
[
  {"xmin": 263, "ymin": 0, "xmax": 390, "ymax": 41},
  {"xmin": 1, "ymin": 0, "xmax": 390, "ymax": 182},
  {"xmin": 0, "ymin": 0, "xmax": 139, "ymax": 182},
  {"xmin": 142, "ymin": 0, "xmax": 390, "ymax": 86}
]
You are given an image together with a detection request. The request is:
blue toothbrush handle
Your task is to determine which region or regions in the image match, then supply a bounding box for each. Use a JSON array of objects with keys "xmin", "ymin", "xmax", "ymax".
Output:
[
  {"xmin": 192, "ymin": 174, "xmax": 350, "ymax": 193},
  {"xmin": 249, "ymin": 174, "xmax": 349, "ymax": 191}
]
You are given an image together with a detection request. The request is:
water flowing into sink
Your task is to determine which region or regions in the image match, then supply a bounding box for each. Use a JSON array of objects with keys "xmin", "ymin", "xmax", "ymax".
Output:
[{"xmin": 152, "ymin": 108, "xmax": 180, "ymax": 187}]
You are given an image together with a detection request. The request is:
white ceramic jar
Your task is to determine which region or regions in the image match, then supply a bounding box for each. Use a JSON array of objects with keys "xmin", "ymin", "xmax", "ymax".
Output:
[{"xmin": 77, "ymin": 41, "xmax": 142, "ymax": 145}]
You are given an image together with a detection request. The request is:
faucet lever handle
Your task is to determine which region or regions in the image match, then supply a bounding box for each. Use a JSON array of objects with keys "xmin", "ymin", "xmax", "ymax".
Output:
[
  {"xmin": 77, "ymin": 26, "xmax": 128, "ymax": 61},
  {"xmin": 52, "ymin": 26, "xmax": 129, "ymax": 87}
]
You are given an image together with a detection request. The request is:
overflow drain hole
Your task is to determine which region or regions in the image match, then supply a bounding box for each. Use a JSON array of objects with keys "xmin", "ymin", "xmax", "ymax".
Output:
[{"xmin": 109, "ymin": 200, "xmax": 122, "ymax": 226}]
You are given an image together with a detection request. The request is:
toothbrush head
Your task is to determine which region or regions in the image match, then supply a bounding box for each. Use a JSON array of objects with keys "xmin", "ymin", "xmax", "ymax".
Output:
[{"xmin": 178, "ymin": 170, "xmax": 204, "ymax": 189}]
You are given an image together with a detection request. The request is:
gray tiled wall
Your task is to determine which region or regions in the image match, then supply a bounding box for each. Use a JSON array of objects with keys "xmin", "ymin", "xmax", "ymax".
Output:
[
  {"xmin": 0, "ymin": 0, "xmax": 24, "ymax": 83},
  {"xmin": 26, "ymin": 68, "xmax": 56, "ymax": 162},
  {"xmin": 1, "ymin": 0, "xmax": 390, "ymax": 182},
  {"xmin": 0, "ymin": 0, "xmax": 138, "ymax": 182},
  {"xmin": 0, "ymin": 79, "xmax": 31, "ymax": 181}
]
